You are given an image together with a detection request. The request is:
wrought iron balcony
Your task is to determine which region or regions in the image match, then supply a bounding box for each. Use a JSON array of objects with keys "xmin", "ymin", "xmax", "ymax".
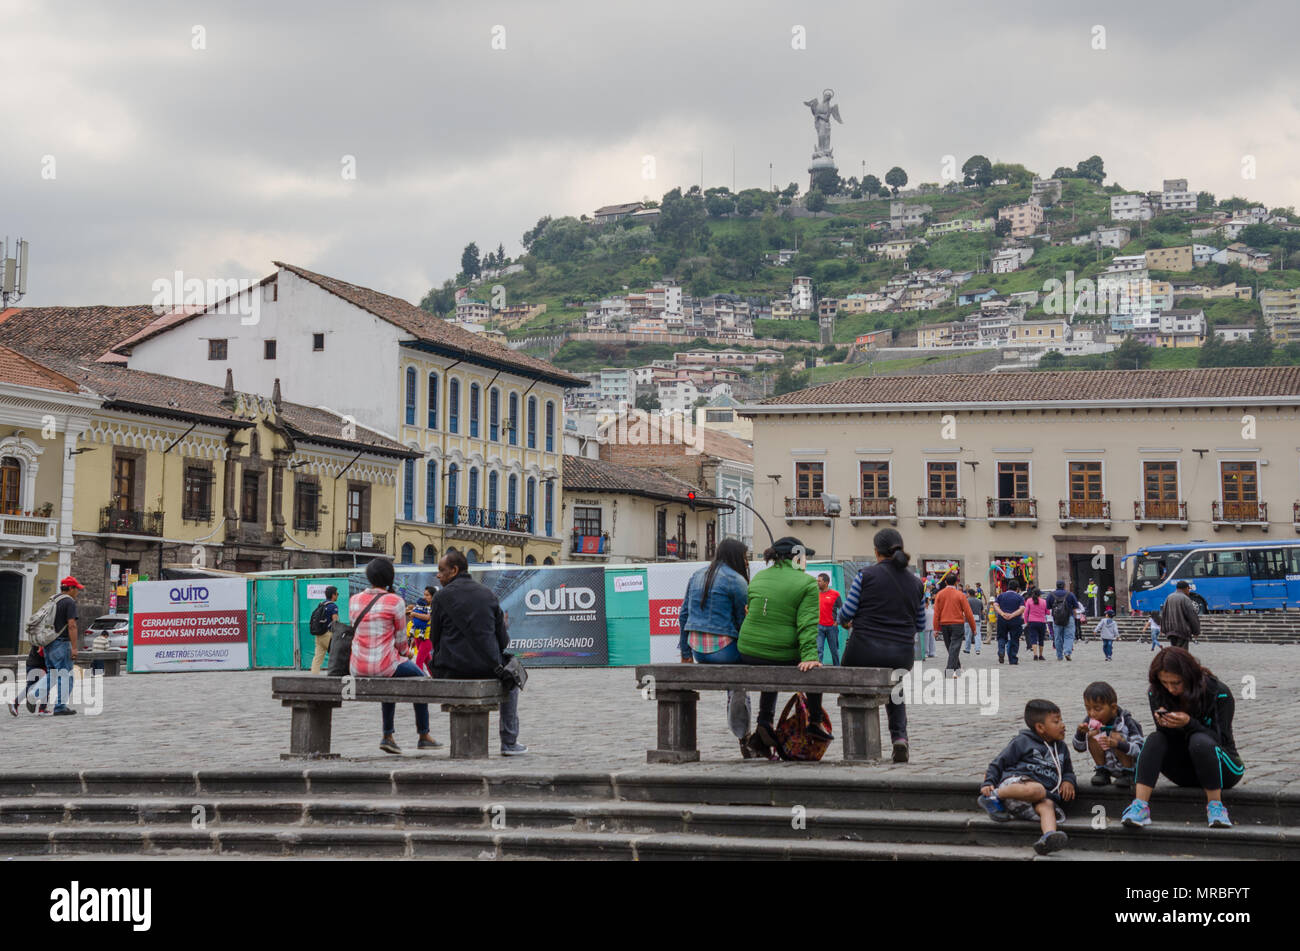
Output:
[
  {"xmin": 849, "ymin": 497, "xmax": 897, "ymax": 520},
  {"xmin": 656, "ymin": 535, "xmax": 695, "ymax": 560},
  {"xmin": 1059, "ymin": 499, "xmax": 1112, "ymax": 526},
  {"xmin": 1212, "ymin": 500, "xmax": 1267, "ymax": 530},
  {"xmin": 987, "ymin": 497, "xmax": 1038, "ymax": 524},
  {"xmin": 784, "ymin": 497, "xmax": 826, "ymax": 519},
  {"xmin": 917, "ymin": 497, "xmax": 966, "ymax": 524},
  {"xmin": 443, "ymin": 506, "xmax": 532, "ymax": 534},
  {"xmin": 100, "ymin": 506, "xmax": 164, "ymax": 537},
  {"xmin": 1134, "ymin": 500, "xmax": 1188, "ymax": 528},
  {"xmin": 338, "ymin": 530, "xmax": 387, "ymax": 553},
  {"xmin": 182, "ymin": 506, "xmax": 215, "ymax": 524}
]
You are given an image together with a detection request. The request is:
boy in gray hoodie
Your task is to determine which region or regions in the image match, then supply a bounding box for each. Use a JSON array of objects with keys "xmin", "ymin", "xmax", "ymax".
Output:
[{"xmin": 978, "ymin": 699, "xmax": 1077, "ymax": 855}]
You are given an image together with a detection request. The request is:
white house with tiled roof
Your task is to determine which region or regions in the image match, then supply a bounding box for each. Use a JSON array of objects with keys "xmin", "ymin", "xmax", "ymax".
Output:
[
  {"xmin": 111, "ymin": 263, "xmax": 585, "ymax": 567},
  {"xmin": 740, "ymin": 367, "xmax": 1300, "ymax": 610}
]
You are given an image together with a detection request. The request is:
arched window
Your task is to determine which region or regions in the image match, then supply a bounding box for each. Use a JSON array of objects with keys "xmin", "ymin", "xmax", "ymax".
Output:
[
  {"xmin": 400, "ymin": 542, "xmax": 415, "ymax": 564},
  {"xmin": 402, "ymin": 459, "xmax": 414, "ymax": 520},
  {"xmin": 404, "ymin": 367, "xmax": 417, "ymax": 425},
  {"xmin": 469, "ymin": 383, "xmax": 480, "ymax": 438},
  {"xmin": 527, "ymin": 397, "xmax": 537, "ymax": 449},
  {"xmin": 489, "ymin": 387, "xmax": 500, "ymax": 441},
  {"xmin": 545, "ymin": 401, "xmax": 555, "ymax": 452},
  {"xmin": 545, "ymin": 480, "xmax": 554, "ymax": 536},
  {"xmin": 427, "ymin": 373, "xmax": 439, "ymax": 429},
  {"xmin": 0, "ymin": 457, "xmax": 21, "ymax": 515},
  {"xmin": 525, "ymin": 555, "xmax": 536, "ymax": 565},
  {"xmin": 543, "ymin": 556, "xmax": 554, "ymax": 565},
  {"xmin": 425, "ymin": 461, "xmax": 438, "ymax": 522},
  {"xmin": 526, "ymin": 477, "xmax": 536, "ymax": 534},
  {"xmin": 487, "ymin": 471, "xmax": 499, "ymax": 527},
  {"xmin": 468, "ymin": 467, "xmax": 479, "ymax": 521},
  {"xmin": 508, "ymin": 392, "xmax": 519, "ymax": 445},
  {"xmin": 446, "ymin": 463, "xmax": 459, "ymax": 522},
  {"xmin": 423, "ymin": 545, "xmax": 438, "ymax": 564},
  {"xmin": 466, "ymin": 548, "xmax": 480, "ymax": 564},
  {"xmin": 448, "ymin": 379, "xmax": 460, "ymax": 433},
  {"xmin": 507, "ymin": 474, "xmax": 517, "ymax": 520}
]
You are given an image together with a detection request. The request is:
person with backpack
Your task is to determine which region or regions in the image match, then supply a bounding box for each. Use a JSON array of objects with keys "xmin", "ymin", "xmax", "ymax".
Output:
[
  {"xmin": 22, "ymin": 577, "xmax": 83, "ymax": 716},
  {"xmin": 308, "ymin": 586, "xmax": 340, "ymax": 674},
  {"xmin": 1045, "ymin": 580, "xmax": 1079, "ymax": 662}
]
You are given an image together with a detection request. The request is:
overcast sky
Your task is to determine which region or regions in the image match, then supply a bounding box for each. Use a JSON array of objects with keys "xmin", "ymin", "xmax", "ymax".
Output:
[{"xmin": 5, "ymin": 0, "xmax": 1299, "ymax": 307}]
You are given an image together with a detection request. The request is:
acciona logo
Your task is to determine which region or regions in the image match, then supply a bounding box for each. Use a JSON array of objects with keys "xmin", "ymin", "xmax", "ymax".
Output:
[
  {"xmin": 524, "ymin": 585, "xmax": 596, "ymax": 616},
  {"xmin": 49, "ymin": 881, "xmax": 151, "ymax": 931}
]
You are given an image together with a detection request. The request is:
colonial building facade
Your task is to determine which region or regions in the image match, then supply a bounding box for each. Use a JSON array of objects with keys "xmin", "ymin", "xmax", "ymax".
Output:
[{"xmin": 742, "ymin": 368, "xmax": 1300, "ymax": 610}]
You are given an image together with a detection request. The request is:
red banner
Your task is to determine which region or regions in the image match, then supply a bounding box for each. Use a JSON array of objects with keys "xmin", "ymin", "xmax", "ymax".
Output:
[{"xmin": 133, "ymin": 610, "xmax": 248, "ymax": 646}]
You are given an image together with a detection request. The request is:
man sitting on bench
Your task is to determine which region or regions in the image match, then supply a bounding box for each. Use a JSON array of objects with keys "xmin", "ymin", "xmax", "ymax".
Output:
[{"xmin": 427, "ymin": 548, "xmax": 528, "ymax": 756}]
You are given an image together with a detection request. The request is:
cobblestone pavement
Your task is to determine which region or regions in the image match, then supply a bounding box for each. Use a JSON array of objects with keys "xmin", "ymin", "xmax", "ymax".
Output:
[{"xmin": 2, "ymin": 642, "xmax": 1296, "ymax": 790}]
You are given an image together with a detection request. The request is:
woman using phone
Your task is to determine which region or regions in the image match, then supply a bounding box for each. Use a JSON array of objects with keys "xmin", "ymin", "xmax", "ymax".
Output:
[{"xmin": 1121, "ymin": 647, "xmax": 1244, "ymax": 830}]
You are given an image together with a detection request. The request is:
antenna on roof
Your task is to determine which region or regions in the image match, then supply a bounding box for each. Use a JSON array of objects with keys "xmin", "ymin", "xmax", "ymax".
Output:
[{"xmin": 1, "ymin": 237, "xmax": 30, "ymax": 307}]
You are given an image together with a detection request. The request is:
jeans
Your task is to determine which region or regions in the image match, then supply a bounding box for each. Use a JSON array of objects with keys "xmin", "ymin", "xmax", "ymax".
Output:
[
  {"xmin": 940, "ymin": 623, "xmax": 965, "ymax": 672},
  {"xmin": 1149, "ymin": 626, "xmax": 1161, "ymax": 649},
  {"xmin": 692, "ymin": 639, "xmax": 750, "ymax": 739},
  {"xmin": 816, "ymin": 625, "xmax": 841, "ymax": 665},
  {"xmin": 1102, "ymin": 638, "xmax": 1114, "ymax": 659},
  {"xmin": 1052, "ymin": 618, "xmax": 1076, "ymax": 659},
  {"xmin": 738, "ymin": 652, "xmax": 823, "ymax": 729},
  {"xmin": 380, "ymin": 660, "xmax": 430, "ymax": 736},
  {"xmin": 431, "ymin": 666, "xmax": 520, "ymax": 747},
  {"xmin": 40, "ymin": 639, "xmax": 75, "ymax": 712},
  {"xmin": 841, "ymin": 636, "xmax": 915, "ymax": 743},
  {"xmin": 996, "ymin": 620, "xmax": 1022, "ymax": 664},
  {"xmin": 963, "ymin": 621, "xmax": 981, "ymax": 653}
]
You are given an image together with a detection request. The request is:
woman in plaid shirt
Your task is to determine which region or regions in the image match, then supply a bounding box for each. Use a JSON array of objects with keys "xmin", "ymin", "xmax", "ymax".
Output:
[{"xmin": 350, "ymin": 558, "xmax": 442, "ymax": 755}]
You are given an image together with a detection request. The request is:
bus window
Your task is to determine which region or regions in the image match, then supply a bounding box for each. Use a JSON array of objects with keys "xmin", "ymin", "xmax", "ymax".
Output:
[
  {"xmin": 1175, "ymin": 549, "xmax": 1248, "ymax": 579},
  {"xmin": 1248, "ymin": 548, "xmax": 1287, "ymax": 580},
  {"xmin": 1131, "ymin": 552, "xmax": 1184, "ymax": 589},
  {"xmin": 1290, "ymin": 547, "xmax": 1300, "ymax": 578}
]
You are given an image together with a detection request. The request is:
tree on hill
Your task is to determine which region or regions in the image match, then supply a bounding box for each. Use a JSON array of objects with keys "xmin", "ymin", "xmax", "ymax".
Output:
[
  {"xmin": 990, "ymin": 162, "xmax": 1035, "ymax": 187},
  {"xmin": 460, "ymin": 242, "xmax": 481, "ymax": 281},
  {"xmin": 419, "ymin": 279, "xmax": 457, "ymax": 317},
  {"xmin": 806, "ymin": 190, "xmax": 828, "ymax": 213},
  {"xmin": 1112, "ymin": 335, "xmax": 1153, "ymax": 370},
  {"xmin": 1197, "ymin": 191, "xmax": 1216, "ymax": 211},
  {"xmin": 705, "ymin": 193, "xmax": 735, "ymax": 217},
  {"xmin": 521, "ymin": 216, "xmax": 551, "ymax": 250},
  {"xmin": 656, "ymin": 187, "xmax": 709, "ymax": 251},
  {"xmin": 773, "ymin": 367, "xmax": 811, "ymax": 395},
  {"xmin": 994, "ymin": 218, "xmax": 1012, "ymax": 238},
  {"xmin": 635, "ymin": 393, "xmax": 661, "ymax": 412},
  {"xmin": 1054, "ymin": 155, "xmax": 1105, "ymax": 184},
  {"xmin": 863, "ymin": 174, "xmax": 882, "ymax": 196},
  {"xmin": 885, "ymin": 166, "xmax": 908, "ymax": 196},
  {"xmin": 962, "ymin": 155, "xmax": 993, "ymax": 188},
  {"xmin": 1039, "ymin": 349, "xmax": 1067, "ymax": 370}
]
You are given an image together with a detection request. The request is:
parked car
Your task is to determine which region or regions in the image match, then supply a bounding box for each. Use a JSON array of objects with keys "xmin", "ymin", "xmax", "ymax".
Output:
[{"xmin": 82, "ymin": 614, "xmax": 129, "ymax": 650}]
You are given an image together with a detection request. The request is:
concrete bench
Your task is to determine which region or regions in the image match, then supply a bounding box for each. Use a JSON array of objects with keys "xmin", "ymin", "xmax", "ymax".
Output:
[
  {"xmin": 633, "ymin": 664, "xmax": 898, "ymax": 764},
  {"xmin": 0, "ymin": 650, "xmax": 125, "ymax": 677},
  {"xmin": 270, "ymin": 675, "xmax": 507, "ymax": 761}
]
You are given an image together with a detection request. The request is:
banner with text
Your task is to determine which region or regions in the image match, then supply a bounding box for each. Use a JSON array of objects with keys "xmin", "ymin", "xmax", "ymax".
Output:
[{"xmin": 129, "ymin": 578, "xmax": 250, "ymax": 672}]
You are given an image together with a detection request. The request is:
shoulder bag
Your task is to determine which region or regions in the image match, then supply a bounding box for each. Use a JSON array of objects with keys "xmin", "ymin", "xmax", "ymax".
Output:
[{"xmin": 326, "ymin": 591, "xmax": 385, "ymax": 677}]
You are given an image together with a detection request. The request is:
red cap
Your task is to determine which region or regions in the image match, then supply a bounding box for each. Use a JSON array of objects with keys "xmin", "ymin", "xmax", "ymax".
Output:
[{"xmin": 60, "ymin": 576, "xmax": 84, "ymax": 590}]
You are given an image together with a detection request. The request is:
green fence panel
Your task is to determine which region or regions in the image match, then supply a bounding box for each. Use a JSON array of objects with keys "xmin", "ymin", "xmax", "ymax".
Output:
[
  {"xmin": 252, "ymin": 578, "xmax": 297, "ymax": 669},
  {"xmin": 295, "ymin": 578, "xmax": 350, "ymax": 670},
  {"xmin": 604, "ymin": 568, "xmax": 650, "ymax": 666}
]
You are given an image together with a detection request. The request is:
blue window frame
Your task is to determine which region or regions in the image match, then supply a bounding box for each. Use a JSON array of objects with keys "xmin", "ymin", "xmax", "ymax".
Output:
[
  {"xmin": 400, "ymin": 542, "xmax": 415, "ymax": 564},
  {"xmin": 545, "ymin": 480, "xmax": 554, "ymax": 536},
  {"xmin": 470, "ymin": 384, "xmax": 480, "ymax": 438},
  {"xmin": 404, "ymin": 368, "xmax": 416, "ymax": 426},
  {"xmin": 403, "ymin": 458, "xmax": 414, "ymax": 520},
  {"xmin": 527, "ymin": 397, "xmax": 537, "ymax": 449},
  {"xmin": 468, "ymin": 467, "xmax": 479, "ymax": 514},
  {"xmin": 508, "ymin": 392, "xmax": 518, "ymax": 445},
  {"xmin": 489, "ymin": 387, "xmax": 499, "ymax": 441},
  {"xmin": 427, "ymin": 373, "xmax": 439, "ymax": 429},
  {"xmin": 447, "ymin": 464, "xmax": 459, "ymax": 518},
  {"xmin": 507, "ymin": 474, "xmax": 517, "ymax": 517},
  {"xmin": 545, "ymin": 401, "xmax": 554, "ymax": 452},
  {"xmin": 426, "ymin": 461, "xmax": 438, "ymax": 522},
  {"xmin": 487, "ymin": 471, "xmax": 499, "ymax": 527},
  {"xmin": 526, "ymin": 477, "xmax": 536, "ymax": 532},
  {"xmin": 448, "ymin": 379, "xmax": 460, "ymax": 434}
]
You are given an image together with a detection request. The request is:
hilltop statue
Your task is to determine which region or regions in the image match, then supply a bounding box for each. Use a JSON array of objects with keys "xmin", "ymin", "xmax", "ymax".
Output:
[{"xmin": 804, "ymin": 89, "xmax": 842, "ymax": 161}]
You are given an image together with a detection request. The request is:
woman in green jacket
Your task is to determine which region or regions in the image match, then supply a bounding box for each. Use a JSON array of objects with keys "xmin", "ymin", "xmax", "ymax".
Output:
[{"xmin": 737, "ymin": 536, "xmax": 827, "ymax": 757}]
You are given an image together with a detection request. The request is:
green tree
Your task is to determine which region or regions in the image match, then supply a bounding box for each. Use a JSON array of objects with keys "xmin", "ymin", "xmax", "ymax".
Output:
[
  {"xmin": 806, "ymin": 190, "xmax": 828, "ymax": 213},
  {"xmin": 419, "ymin": 279, "xmax": 458, "ymax": 317},
  {"xmin": 635, "ymin": 393, "xmax": 661, "ymax": 412},
  {"xmin": 705, "ymin": 194, "xmax": 734, "ymax": 217},
  {"xmin": 962, "ymin": 155, "xmax": 993, "ymax": 187},
  {"xmin": 1112, "ymin": 336, "xmax": 1153, "ymax": 369},
  {"xmin": 1197, "ymin": 191, "xmax": 1216, "ymax": 211},
  {"xmin": 773, "ymin": 367, "xmax": 811, "ymax": 395},
  {"xmin": 863, "ymin": 174, "xmax": 882, "ymax": 195},
  {"xmin": 521, "ymin": 216, "xmax": 551, "ymax": 250},
  {"xmin": 656, "ymin": 187, "xmax": 708, "ymax": 251},
  {"xmin": 885, "ymin": 166, "xmax": 908, "ymax": 196},
  {"xmin": 994, "ymin": 218, "xmax": 1012, "ymax": 238},
  {"xmin": 1038, "ymin": 350, "xmax": 1067, "ymax": 370},
  {"xmin": 460, "ymin": 242, "xmax": 481, "ymax": 280},
  {"xmin": 1075, "ymin": 155, "xmax": 1105, "ymax": 184}
]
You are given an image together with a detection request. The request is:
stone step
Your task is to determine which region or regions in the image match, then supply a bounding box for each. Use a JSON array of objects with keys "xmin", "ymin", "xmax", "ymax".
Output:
[
  {"xmin": 0, "ymin": 823, "xmax": 1220, "ymax": 861},
  {"xmin": 0, "ymin": 797, "xmax": 1284, "ymax": 858},
  {"xmin": 4, "ymin": 770, "xmax": 1294, "ymax": 826}
]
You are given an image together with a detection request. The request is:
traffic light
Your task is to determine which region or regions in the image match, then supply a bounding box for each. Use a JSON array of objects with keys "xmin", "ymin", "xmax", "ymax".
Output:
[{"xmin": 687, "ymin": 491, "xmax": 697, "ymax": 511}]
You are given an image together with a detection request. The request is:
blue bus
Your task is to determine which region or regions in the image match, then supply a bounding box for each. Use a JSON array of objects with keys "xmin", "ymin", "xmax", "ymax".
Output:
[{"xmin": 1126, "ymin": 540, "xmax": 1300, "ymax": 614}]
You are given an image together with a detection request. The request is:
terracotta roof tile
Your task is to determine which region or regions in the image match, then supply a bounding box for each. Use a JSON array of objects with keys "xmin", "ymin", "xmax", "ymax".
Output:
[
  {"xmin": 0, "ymin": 344, "xmax": 81, "ymax": 393},
  {"xmin": 563, "ymin": 454, "xmax": 724, "ymax": 507},
  {"xmin": 0, "ymin": 305, "xmax": 159, "ymax": 365},
  {"xmin": 753, "ymin": 367, "xmax": 1300, "ymax": 409}
]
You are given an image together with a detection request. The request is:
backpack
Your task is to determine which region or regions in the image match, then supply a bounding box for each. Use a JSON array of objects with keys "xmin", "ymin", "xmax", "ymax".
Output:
[
  {"xmin": 309, "ymin": 601, "xmax": 330, "ymax": 636},
  {"xmin": 26, "ymin": 594, "xmax": 70, "ymax": 648},
  {"xmin": 1051, "ymin": 592, "xmax": 1073, "ymax": 627}
]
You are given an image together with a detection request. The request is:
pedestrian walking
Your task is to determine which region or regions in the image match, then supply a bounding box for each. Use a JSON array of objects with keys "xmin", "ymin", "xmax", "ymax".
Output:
[
  {"xmin": 993, "ymin": 580, "xmax": 1026, "ymax": 665},
  {"xmin": 9, "ymin": 643, "xmax": 49, "ymax": 716},
  {"xmin": 933, "ymin": 577, "xmax": 976, "ymax": 677},
  {"xmin": 678, "ymin": 539, "xmax": 753, "ymax": 757},
  {"xmin": 1022, "ymin": 587, "xmax": 1048, "ymax": 661},
  {"xmin": 838, "ymin": 528, "xmax": 926, "ymax": 764},
  {"xmin": 963, "ymin": 586, "xmax": 983, "ymax": 655},
  {"xmin": 26, "ymin": 577, "xmax": 84, "ymax": 716},
  {"xmin": 308, "ymin": 586, "xmax": 340, "ymax": 674},
  {"xmin": 428, "ymin": 548, "xmax": 526, "ymax": 755},
  {"xmin": 1144, "ymin": 614, "xmax": 1162, "ymax": 651},
  {"xmin": 815, "ymin": 573, "xmax": 843, "ymax": 666},
  {"xmin": 1094, "ymin": 608, "xmax": 1118, "ymax": 661},
  {"xmin": 1157, "ymin": 580, "xmax": 1200, "ymax": 650},
  {"xmin": 350, "ymin": 557, "xmax": 441, "ymax": 755},
  {"xmin": 1046, "ymin": 580, "xmax": 1079, "ymax": 661}
]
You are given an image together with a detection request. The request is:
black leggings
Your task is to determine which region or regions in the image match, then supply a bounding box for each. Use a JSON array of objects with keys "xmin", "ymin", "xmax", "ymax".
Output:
[
  {"xmin": 738, "ymin": 652, "xmax": 823, "ymax": 728},
  {"xmin": 1135, "ymin": 730, "xmax": 1244, "ymax": 791},
  {"xmin": 841, "ymin": 636, "xmax": 915, "ymax": 743}
]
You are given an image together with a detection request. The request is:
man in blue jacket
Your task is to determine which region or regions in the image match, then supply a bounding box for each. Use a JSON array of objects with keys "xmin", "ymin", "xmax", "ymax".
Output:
[{"xmin": 1045, "ymin": 581, "xmax": 1080, "ymax": 661}]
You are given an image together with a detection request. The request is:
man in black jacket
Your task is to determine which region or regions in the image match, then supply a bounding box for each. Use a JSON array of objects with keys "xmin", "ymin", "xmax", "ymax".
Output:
[{"xmin": 428, "ymin": 548, "xmax": 526, "ymax": 755}]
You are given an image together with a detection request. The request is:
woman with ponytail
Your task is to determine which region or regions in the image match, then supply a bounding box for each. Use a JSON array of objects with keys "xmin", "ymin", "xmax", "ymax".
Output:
[{"xmin": 837, "ymin": 528, "xmax": 927, "ymax": 762}]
